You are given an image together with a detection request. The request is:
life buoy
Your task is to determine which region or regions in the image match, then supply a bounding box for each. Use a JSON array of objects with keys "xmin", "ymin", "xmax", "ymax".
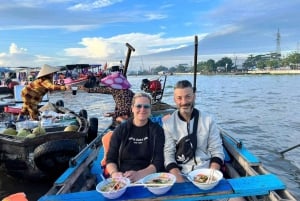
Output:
[
  {"xmin": 33, "ymin": 140, "xmax": 79, "ymax": 177},
  {"xmin": 54, "ymin": 80, "xmax": 58, "ymax": 85},
  {"xmin": 86, "ymin": 117, "xmax": 98, "ymax": 143},
  {"xmin": 60, "ymin": 79, "xmax": 65, "ymax": 85}
]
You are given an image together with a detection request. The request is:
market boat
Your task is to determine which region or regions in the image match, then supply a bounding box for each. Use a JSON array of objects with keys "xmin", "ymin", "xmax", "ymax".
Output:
[
  {"xmin": 37, "ymin": 126, "xmax": 297, "ymax": 201},
  {"xmin": 54, "ymin": 64, "xmax": 103, "ymax": 87},
  {"xmin": 0, "ymin": 101, "xmax": 98, "ymax": 181}
]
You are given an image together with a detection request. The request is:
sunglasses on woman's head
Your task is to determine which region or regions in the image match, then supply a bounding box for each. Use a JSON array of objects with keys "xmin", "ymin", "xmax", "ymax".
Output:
[{"xmin": 134, "ymin": 104, "xmax": 151, "ymax": 109}]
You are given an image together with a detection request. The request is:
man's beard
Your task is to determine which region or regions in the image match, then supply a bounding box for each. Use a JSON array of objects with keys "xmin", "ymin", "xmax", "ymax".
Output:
[{"xmin": 178, "ymin": 102, "xmax": 194, "ymax": 115}]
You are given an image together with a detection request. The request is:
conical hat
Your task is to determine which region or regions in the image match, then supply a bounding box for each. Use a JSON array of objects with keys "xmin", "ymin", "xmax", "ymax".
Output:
[
  {"xmin": 36, "ymin": 64, "xmax": 60, "ymax": 78},
  {"xmin": 101, "ymin": 72, "xmax": 131, "ymax": 89}
]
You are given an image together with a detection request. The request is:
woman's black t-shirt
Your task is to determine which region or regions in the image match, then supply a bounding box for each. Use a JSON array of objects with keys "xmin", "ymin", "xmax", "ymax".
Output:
[
  {"xmin": 119, "ymin": 124, "xmax": 150, "ymax": 171},
  {"xmin": 106, "ymin": 118, "xmax": 165, "ymax": 173}
]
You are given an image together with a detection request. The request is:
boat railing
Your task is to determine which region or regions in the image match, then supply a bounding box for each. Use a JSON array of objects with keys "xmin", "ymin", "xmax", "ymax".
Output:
[
  {"xmin": 219, "ymin": 128, "xmax": 243, "ymax": 149},
  {"xmin": 69, "ymin": 127, "xmax": 110, "ymax": 167}
]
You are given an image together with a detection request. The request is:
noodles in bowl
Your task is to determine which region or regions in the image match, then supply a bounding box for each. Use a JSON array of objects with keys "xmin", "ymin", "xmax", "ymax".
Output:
[
  {"xmin": 96, "ymin": 177, "xmax": 130, "ymax": 199},
  {"xmin": 142, "ymin": 173, "xmax": 176, "ymax": 195},
  {"xmin": 187, "ymin": 168, "xmax": 223, "ymax": 190}
]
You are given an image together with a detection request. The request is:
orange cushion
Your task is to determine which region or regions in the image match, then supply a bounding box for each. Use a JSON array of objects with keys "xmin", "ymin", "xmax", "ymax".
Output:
[
  {"xmin": 101, "ymin": 131, "xmax": 113, "ymax": 167},
  {"xmin": 2, "ymin": 192, "xmax": 28, "ymax": 201}
]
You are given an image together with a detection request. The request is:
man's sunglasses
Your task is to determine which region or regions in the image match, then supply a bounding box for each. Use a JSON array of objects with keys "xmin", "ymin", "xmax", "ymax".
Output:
[{"xmin": 134, "ymin": 104, "xmax": 151, "ymax": 109}]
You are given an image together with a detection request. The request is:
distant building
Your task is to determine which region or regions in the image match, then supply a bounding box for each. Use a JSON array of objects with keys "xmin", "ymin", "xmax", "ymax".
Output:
[
  {"xmin": 217, "ymin": 66, "xmax": 226, "ymax": 72},
  {"xmin": 176, "ymin": 64, "xmax": 189, "ymax": 68}
]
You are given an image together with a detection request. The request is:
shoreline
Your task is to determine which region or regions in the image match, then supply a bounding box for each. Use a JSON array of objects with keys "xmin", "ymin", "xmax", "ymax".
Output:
[{"xmin": 174, "ymin": 69, "xmax": 300, "ymax": 75}]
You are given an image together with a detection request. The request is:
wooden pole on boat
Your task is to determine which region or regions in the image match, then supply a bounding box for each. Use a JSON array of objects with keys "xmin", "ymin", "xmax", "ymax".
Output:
[
  {"xmin": 193, "ymin": 35, "xmax": 198, "ymax": 93},
  {"xmin": 123, "ymin": 43, "xmax": 135, "ymax": 77},
  {"xmin": 279, "ymin": 144, "xmax": 300, "ymax": 155}
]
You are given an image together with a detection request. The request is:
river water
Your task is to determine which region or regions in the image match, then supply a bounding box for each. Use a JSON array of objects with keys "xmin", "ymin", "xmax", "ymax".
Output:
[{"xmin": 0, "ymin": 74, "xmax": 299, "ymax": 200}]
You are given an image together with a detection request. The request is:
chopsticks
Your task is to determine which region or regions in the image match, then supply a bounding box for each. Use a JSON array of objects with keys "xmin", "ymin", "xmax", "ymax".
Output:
[
  {"xmin": 207, "ymin": 169, "xmax": 215, "ymax": 184},
  {"xmin": 129, "ymin": 183, "xmax": 173, "ymax": 187},
  {"xmin": 108, "ymin": 179, "xmax": 123, "ymax": 193},
  {"xmin": 108, "ymin": 181, "xmax": 119, "ymax": 192}
]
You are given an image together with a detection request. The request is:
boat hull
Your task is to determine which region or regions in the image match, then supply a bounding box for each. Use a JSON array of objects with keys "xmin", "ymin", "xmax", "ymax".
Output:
[
  {"xmin": 38, "ymin": 128, "xmax": 297, "ymax": 201},
  {"xmin": 0, "ymin": 106, "xmax": 91, "ymax": 181}
]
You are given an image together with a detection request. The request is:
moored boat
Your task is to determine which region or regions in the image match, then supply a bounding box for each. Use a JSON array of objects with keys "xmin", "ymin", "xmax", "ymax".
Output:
[
  {"xmin": 37, "ymin": 127, "xmax": 297, "ymax": 201},
  {"xmin": 0, "ymin": 102, "xmax": 98, "ymax": 181},
  {"xmin": 54, "ymin": 64, "xmax": 103, "ymax": 87}
]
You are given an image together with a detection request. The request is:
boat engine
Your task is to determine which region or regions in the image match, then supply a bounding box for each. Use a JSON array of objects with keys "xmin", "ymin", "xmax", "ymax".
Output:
[{"xmin": 141, "ymin": 79, "xmax": 163, "ymax": 103}]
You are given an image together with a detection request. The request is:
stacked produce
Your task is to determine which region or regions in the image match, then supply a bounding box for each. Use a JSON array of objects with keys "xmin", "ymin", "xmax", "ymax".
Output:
[{"xmin": 2, "ymin": 123, "xmax": 78, "ymax": 138}]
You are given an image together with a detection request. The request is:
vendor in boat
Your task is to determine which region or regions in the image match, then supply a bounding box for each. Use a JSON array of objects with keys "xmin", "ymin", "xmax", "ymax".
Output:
[
  {"xmin": 18, "ymin": 64, "xmax": 70, "ymax": 120},
  {"xmin": 105, "ymin": 92, "xmax": 165, "ymax": 182},
  {"xmin": 163, "ymin": 80, "xmax": 225, "ymax": 182},
  {"xmin": 82, "ymin": 66, "xmax": 134, "ymax": 127}
]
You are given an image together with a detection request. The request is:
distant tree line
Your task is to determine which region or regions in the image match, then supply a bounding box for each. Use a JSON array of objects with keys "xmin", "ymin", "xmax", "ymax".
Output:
[{"xmin": 134, "ymin": 52, "xmax": 300, "ymax": 75}]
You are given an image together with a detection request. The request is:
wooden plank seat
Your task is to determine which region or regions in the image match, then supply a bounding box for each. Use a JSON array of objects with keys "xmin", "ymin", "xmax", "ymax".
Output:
[{"xmin": 40, "ymin": 174, "xmax": 285, "ymax": 201}]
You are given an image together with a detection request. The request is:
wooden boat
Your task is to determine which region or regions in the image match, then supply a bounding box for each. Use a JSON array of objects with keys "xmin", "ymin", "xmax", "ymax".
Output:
[
  {"xmin": 0, "ymin": 102, "xmax": 98, "ymax": 181},
  {"xmin": 54, "ymin": 64, "xmax": 103, "ymax": 87},
  {"xmin": 38, "ymin": 37, "xmax": 296, "ymax": 200},
  {"xmin": 37, "ymin": 126, "xmax": 297, "ymax": 201}
]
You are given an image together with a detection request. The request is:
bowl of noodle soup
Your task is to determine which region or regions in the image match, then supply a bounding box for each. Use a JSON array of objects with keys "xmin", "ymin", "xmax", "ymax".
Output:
[
  {"xmin": 187, "ymin": 168, "xmax": 223, "ymax": 190},
  {"xmin": 96, "ymin": 177, "xmax": 130, "ymax": 199},
  {"xmin": 142, "ymin": 173, "xmax": 176, "ymax": 195}
]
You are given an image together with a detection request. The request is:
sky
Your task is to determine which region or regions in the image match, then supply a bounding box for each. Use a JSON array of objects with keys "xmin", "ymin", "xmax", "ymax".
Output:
[{"xmin": 0, "ymin": 0, "xmax": 299, "ymax": 70}]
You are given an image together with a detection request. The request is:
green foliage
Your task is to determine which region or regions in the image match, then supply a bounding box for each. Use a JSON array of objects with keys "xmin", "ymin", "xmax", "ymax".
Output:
[
  {"xmin": 146, "ymin": 52, "xmax": 300, "ymax": 74},
  {"xmin": 283, "ymin": 52, "xmax": 300, "ymax": 69},
  {"xmin": 176, "ymin": 64, "xmax": 188, "ymax": 72}
]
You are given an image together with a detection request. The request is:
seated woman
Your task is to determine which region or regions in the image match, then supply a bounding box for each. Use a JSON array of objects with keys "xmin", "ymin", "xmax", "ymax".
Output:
[{"xmin": 105, "ymin": 92, "xmax": 165, "ymax": 182}]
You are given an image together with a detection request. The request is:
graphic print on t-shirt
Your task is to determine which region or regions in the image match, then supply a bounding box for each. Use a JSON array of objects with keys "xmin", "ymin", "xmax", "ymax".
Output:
[{"xmin": 128, "ymin": 136, "xmax": 149, "ymax": 144}]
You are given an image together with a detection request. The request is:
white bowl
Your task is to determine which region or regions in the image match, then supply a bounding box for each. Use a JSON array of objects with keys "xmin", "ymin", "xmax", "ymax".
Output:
[
  {"xmin": 142, "ymin": 172, "xmax": 176, "ymax": 195},
  {"xmin": 96, "ymin": 177, "xmax": 130, "ymax": 199},
  {"xmin": 187, "ymin": 168, "xmax": 223, "ymax": 190}
]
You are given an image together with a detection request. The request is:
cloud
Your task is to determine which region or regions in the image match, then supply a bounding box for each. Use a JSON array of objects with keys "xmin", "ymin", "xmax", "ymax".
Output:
[
  {"xmin": 1, "ymin": 33, "xmax": 204, "ymax": 67},
  {"xmin": 0, "ymin": 25, "xmax": 99, "ymax": 32},
  {"xmin": 0, "ymin": 1, "xmax": 299, "ymax": 69},
  {"xmin": 9, "ymin": 43, "xmax": 27, "ymax": 54},
  {"xmin": 144, "ymin": 13, "xmax": 167, "ymax": 20},
  {"xmin": 64, "ymin": 33, "xmax": 202, "ymax": 60},
  {"xmin": 68, "ymin": 0, "xmax": 123, "ymax": 11},
  {"xmin": 0, "ymin": 43, "xmax": 57, "ymax": 67},
  {"xmin": 65, "ymin": 38, "xmax": 114, "ymax": 58}
]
